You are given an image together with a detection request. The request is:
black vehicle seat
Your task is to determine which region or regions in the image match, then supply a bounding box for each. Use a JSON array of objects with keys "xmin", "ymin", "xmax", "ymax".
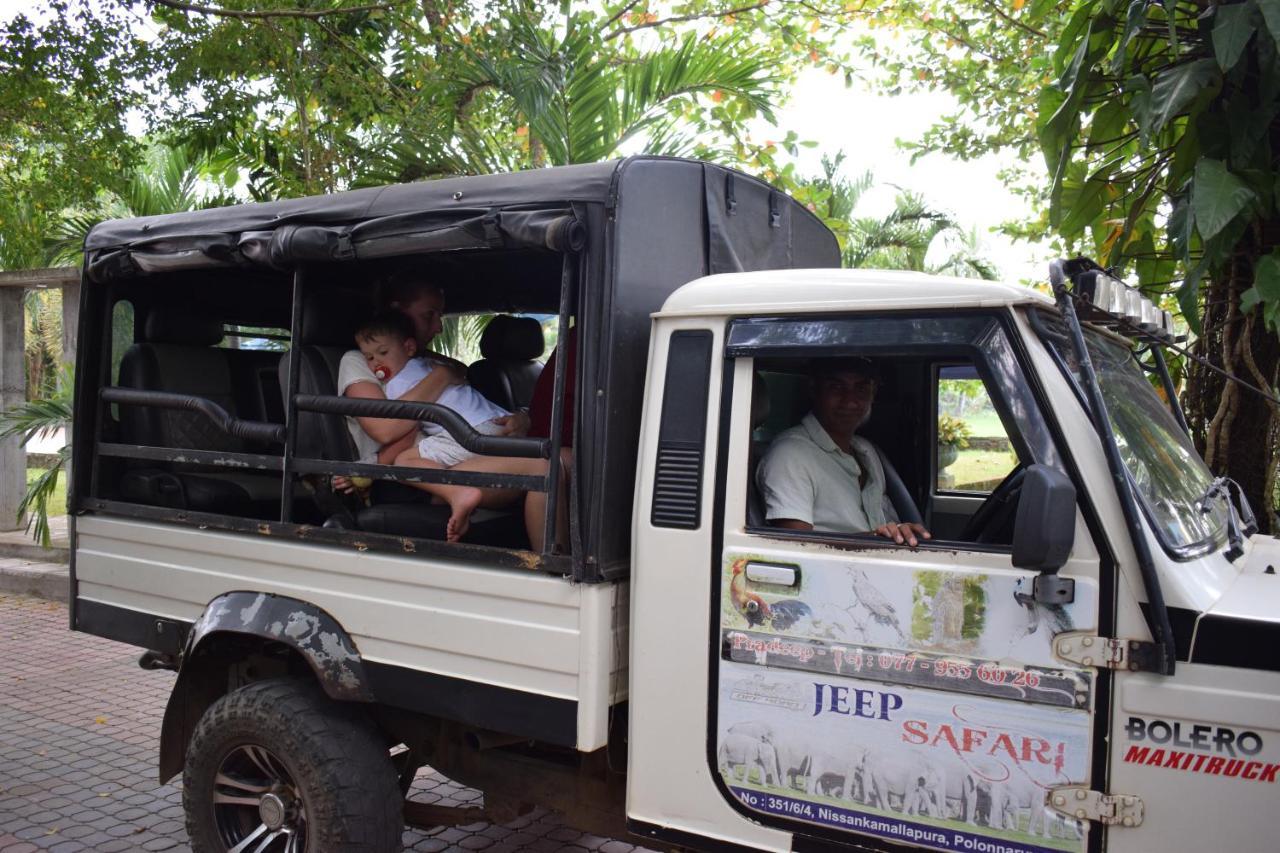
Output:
[
  {"xmin": 746, "ymin": 372, "xmax": 772, "ymax": 527},
  {"xmin": 281, "ymin": 291, "xmax": 527, "ymax": 547},
  {"xmin": 467, "ymin": 315, "xmax": 545, "ymax": 411},
  {"xmin": 277, "ymin": 288, "xmax": 372, "ymax": 464},
  {"xmin": 117, "ymin": 306, "xmax": 283, "ymax": 515}
]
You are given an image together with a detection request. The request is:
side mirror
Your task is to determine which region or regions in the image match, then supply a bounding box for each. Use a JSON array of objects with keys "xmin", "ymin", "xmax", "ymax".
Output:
[{"xmin": 1012, "ymin": 465, "xmax": 1077, "ymax": 603}]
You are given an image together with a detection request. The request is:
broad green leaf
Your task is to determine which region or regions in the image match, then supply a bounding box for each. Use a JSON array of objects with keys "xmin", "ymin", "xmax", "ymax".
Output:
[
  {"xmin": 1125, "ymin": 74, "xmax": 1154, "ymax": 141},
  {"xmin": 1177, "ymin": 256, "xmax": 1209, "ymax": 334},
  {"xmin": 1143, "ymin": 59, "xmax": 1219, "ymax": 138},
  {"xmin": 1253, "ymin": 249, "xmax": 1280, "ymax": 301},
  {"xmin": 1213, "ymin": 1, "xmax": 1258, "ymax": 72},
  {"xmin": 1191, "ymin": 158, "xmax": 1256, "ymax": 241},
  {"xmin": 1261, "ymin": 0, "xmax": 1280, "ymax": 48},
  {"xmin": 1241, "ymin": 286, "xmax": 1262, "ymax": 313},
  {"xmin": 1112, "ymin": 0, "xmax": 1149, "ymax": 73},
  {"xmin": 1167, "ymin": 194, "xmax": 1195, "ymax": 263}
]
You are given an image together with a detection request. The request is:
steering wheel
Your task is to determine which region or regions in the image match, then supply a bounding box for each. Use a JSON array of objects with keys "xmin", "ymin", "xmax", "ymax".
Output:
[{"xmin": 958, "ymin": 464, "xmax": 1027, "ymax": 544}]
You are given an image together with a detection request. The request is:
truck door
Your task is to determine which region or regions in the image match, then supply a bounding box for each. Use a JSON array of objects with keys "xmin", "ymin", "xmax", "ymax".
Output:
[{"xmin": 712, "ymin": 313, "xmax": 1103, "ymax": 853}]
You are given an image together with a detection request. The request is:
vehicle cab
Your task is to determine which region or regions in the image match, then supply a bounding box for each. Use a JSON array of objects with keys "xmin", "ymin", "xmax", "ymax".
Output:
[{"xmin": 627, "ymin": 265, "xmax": 1278, "ymax": 853}]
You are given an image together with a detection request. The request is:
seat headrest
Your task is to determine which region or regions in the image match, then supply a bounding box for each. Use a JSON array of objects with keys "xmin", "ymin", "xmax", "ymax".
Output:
[
  {"xmin": 302, "ymin": 289, "xmax": 374, "ymax": 346},
  {"xmin": 751, "ymin": 372, "xmax": 771, "ymax": 429},
  {"xmin": 479, "ymin": 315, "xmax": 544, "ymax": 361},
  {"xmin": 144, "ymin": 307, "xmax": 224, "ymax": 346}
]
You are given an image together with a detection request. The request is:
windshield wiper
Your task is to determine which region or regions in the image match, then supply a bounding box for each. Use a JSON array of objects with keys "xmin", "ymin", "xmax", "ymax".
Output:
[{"xmin": 1196, "ymin": 476, "xmax": 1257, "ymax": 562}]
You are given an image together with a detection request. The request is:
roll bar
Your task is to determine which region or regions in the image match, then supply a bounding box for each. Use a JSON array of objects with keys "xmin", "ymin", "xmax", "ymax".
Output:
[
  {"xmin": 293, "ymin": 395, "xmax": 550, "ymax": 459},
  {"xmin": 101, "ymin": 387, "xmax": 286, "ymax": 445}
]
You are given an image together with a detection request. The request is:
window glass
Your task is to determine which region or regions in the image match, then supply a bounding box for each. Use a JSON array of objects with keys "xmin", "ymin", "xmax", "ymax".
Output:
[
  {"xmin": 218, "ymin": 325, "xmax": 289, "ymax": 352},
  {"xmin": 936, "ymin": 364, "xmax": 1018, "ymax": 493},
  {"xmin": 1035, "ymin": 313, "xmax": 1225, "ymax": 554},
  {"xmin": 109, "ymin": 300, "xmax": 134, "ymax": 386}
]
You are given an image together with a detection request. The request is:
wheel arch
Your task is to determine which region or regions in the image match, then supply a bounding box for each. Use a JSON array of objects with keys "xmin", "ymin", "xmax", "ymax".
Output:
[{"xmin": 158, "ymin": 591, "xmax": 375, "ymax": 783}]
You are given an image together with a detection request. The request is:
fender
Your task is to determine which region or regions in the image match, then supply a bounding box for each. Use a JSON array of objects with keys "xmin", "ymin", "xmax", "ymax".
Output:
[{"xmin": 158, "ymin": 591, "xmax": 373, "ymax": 782}]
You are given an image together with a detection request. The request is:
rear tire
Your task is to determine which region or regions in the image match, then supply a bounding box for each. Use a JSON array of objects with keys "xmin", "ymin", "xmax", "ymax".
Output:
[{"xmin": 183, "ymin": 678, "xmax": 403, "ymax": 852}]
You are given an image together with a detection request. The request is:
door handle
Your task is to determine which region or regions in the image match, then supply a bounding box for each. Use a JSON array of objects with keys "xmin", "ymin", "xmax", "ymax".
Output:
[{"xmin": 744, "ymin": 562, "xmax": 799, "ymax": 587}]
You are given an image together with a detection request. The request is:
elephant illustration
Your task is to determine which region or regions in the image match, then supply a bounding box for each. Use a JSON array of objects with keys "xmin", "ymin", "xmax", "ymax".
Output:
[{"xmin": 718, "ymin": 732, "xmax": 783, "ymax": 787}]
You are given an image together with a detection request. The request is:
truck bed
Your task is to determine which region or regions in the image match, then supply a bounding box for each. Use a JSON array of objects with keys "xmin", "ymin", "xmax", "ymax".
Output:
[{"xmin": 72, "ymin": 515, "xmax": 627, "ymax": 750}]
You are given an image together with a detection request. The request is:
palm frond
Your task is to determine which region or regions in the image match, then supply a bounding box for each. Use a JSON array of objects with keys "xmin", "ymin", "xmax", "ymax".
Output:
[
  {"xmin": 0, "ymin": 395, "xmax": 73, "ymax": 443},
  {"xmin": 18, "ymin": 447, "xmax": 68, "ymax": 548}
]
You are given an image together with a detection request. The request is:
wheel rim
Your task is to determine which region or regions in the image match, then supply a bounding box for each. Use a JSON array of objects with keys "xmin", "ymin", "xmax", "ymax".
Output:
[{"xmin": 212, "ymin": 743, "xmax": 308, "ymax": 853}]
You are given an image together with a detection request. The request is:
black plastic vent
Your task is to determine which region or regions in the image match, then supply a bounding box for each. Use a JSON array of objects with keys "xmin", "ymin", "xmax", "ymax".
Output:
[
  {"xmin": 650, "ymin": 331, "xmax": 713, "ymax": 529},
  {"xmin": 652, "ymin": 444, "xmax": 704, "ymax": 528}
]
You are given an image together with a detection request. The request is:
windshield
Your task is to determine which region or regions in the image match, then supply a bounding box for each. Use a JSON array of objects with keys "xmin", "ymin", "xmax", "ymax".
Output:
[{"xmin": 1036, "ymin": 313, "xmax": 1226, "ymax": 555}]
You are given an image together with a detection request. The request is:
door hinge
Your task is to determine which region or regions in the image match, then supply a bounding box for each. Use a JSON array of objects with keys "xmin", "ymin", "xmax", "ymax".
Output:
[
  {"xmin": 1054, "ymin": 631, "xmax": 1162, "ymax": 672},
  {"xmin": 1047, "ymin": 786, "xmax": 1144, "ymax": 827}
]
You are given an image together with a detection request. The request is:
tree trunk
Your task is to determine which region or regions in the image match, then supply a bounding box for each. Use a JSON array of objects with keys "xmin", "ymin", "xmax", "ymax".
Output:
[{"xmin": 1187, "ymin": 252, "xmax": 1280, "ymax": 534}]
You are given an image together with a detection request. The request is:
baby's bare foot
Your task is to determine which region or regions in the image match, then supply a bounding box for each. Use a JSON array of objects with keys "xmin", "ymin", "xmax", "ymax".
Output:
[{"xmin": 446, "ymin": 487, "xmax": 483, "ymax": 542}]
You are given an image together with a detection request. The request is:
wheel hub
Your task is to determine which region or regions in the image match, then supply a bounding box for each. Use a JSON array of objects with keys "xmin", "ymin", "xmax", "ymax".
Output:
[{"xmin": 258, "ymin": 792, "xmax": 289, "ymax": 831}]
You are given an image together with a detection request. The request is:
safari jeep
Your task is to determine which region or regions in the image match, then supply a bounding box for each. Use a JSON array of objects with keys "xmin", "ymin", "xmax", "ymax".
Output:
[{"xmin": 69, "ymin": 158, "xmax": 1277, "ymax": 853}]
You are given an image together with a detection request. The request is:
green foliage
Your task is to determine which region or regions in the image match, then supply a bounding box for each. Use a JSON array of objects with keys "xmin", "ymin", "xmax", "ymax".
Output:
[
  {"xmin": 0, "ymin": 0, "xmax": 150, "ymax": 247},
  {"xmin": 0, "ymin": 366, "xmax": 73, "ymax": 547},
  {"xmin": 47, "ymin": 143, "xmax": 222, "ymax": 265},
  {"xmin": 795, "ymin": 153, "xmax": 999, "ymax": 277},
  {"xmin": 1037, "ymin": 0, "xmax": 1280, "ymax": 333}
]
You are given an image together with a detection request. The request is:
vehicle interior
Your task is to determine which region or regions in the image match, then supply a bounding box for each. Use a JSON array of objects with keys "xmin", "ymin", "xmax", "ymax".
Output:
[
  {"xmin": 91, "ymin": 247, "xmax": 573, "ymax": 552},
  {"xmin": 747, "ymin": 356, "xmax": 1027, "ymax": 546}
]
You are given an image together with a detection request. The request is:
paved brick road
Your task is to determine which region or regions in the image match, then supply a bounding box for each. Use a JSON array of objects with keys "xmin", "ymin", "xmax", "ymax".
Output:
[{"xmin": 0, "ymin": 593, "xmax": 652, "ymax": 853}]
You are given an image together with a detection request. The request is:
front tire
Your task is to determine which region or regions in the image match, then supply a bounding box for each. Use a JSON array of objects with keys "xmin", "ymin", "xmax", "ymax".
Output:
[{"xmin": 183, "ymin": 678, "xmax": 403, "ymax": 853}]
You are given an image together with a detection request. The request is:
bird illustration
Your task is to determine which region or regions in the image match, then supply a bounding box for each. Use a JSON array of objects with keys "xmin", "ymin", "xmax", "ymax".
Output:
[
  {"xmin": 767, "ymin": 599, "xmax": 815, "ymax": 631},
  {"xmin": 729, "ymin": 558, "xmax": 774, "ymax": 627},
  {"xmin": 848, "ymin": 568, "xmax": 905, "ymax": 640},
  {"xmin": 728, "ymin": 559, "xmax": 865, "ymax": 639}
]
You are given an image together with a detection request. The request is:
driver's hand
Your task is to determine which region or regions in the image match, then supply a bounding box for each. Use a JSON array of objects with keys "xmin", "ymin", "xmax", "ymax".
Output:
[{"xmin": 873, "ymin": 522, "xmax": 932, "ymax": 547}]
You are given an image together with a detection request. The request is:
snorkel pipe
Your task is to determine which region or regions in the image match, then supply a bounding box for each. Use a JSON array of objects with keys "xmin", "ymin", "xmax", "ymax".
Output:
[{"xmin": 1050, "ymin": 260, "xmax": 1178, "ymax": 675}]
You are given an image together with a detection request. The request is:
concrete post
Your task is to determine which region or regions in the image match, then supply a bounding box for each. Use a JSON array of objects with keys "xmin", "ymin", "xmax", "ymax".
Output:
[{"xmin": 0, "ymin": 287, "xmax": 26, "ymax": 530}]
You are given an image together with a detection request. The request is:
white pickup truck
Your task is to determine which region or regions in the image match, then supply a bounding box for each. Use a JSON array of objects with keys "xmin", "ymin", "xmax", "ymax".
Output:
[{"xmin": 69, "ymin": 158, "xmax": 1276, "ymax": 853}]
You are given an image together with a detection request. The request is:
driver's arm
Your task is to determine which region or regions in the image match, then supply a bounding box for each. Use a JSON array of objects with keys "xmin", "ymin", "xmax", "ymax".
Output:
[{"xmin": 770, "ymin": 518, "xmax": 813, "ymax": 531}]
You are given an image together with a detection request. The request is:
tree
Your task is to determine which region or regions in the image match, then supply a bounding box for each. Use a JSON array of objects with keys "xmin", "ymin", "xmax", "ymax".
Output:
[
  {"xmin": 1038, "ymin": 0, "xmax": 1280, "ymax": 529},
  {"xmin": 0, "ymin": 143, "xmax": 218, "ymax": 544},
  {"xmin": 355, "ymin": 10, "xmax": 785, "ymax": 180},
  {"xmin": 856, "ymin": 0, "xmax": 1280, "ymax": 529},
  {"xmin": 795, "ymin": 153, "xmax": 999, "ymax": 277}
]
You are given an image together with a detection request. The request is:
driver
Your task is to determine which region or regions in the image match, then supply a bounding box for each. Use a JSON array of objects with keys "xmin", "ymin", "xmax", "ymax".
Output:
[{"xmin": 756, "ymin": 357, "xmax": 932, "ymax": 546}]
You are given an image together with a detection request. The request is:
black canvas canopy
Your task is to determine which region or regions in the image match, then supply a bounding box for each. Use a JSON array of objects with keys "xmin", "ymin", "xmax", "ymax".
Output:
[{"xmin": 80, "ymin": 157, "xmax": 840, "ymax": 579}]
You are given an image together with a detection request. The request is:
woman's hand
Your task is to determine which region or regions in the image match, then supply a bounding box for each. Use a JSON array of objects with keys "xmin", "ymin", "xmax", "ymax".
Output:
[{"xmin": 493, "ymin": 410, "xmax": 531, "ymax": 437}]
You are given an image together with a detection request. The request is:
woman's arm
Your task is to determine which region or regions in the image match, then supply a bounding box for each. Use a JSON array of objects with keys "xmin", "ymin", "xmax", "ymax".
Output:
[
  {"xmin": 343, "ymin": 362, "xmax": 462, "ymax": 445},
  {"xmin": 344, "ymin": 381, "xmax": 418, "ymax": 445}
]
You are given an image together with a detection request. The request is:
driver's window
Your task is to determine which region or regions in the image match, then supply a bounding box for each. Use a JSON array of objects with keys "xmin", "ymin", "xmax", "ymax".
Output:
[{"xmin": 935, "ymin": 364, "xmax": 1019, "ymax": 494}]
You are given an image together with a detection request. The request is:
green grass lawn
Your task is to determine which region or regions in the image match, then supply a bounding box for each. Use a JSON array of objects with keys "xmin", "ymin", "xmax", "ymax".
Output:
[
  {"xmin": 959, "ymin": 409, "xmax": 1005, "ymax": 439},
  {"xmin": 25, "ymin": 467, "xmax": 68, "ymax": 516},
  {"xmin": 945, "ymin": 449, "xmax": 1017, "ymax": 491}
]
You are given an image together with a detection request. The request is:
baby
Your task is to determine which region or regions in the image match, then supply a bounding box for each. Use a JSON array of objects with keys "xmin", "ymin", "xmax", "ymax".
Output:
[{"xmin": 354, "ymin": 311, "xmax": 512, "ymax": 541}]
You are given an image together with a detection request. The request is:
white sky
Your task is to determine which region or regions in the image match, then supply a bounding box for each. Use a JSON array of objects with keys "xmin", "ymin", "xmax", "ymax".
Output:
[{"xmin": 0, "ymin": 0, "xmax": 1051, "ymax": 283}]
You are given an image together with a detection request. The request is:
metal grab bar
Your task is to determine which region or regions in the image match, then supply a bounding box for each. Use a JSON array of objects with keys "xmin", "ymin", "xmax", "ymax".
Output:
[
  {"xmin": 293, "ymin": 394, "xmax": 550, "ymax": 459},
  {"xmin": 102, "ymin": 387, "xmax": 286, "ymax": 445}
]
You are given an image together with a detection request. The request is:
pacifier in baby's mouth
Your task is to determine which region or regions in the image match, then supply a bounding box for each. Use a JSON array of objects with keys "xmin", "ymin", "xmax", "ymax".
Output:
[{"xmin": 373, "ymin": 363, "xmax": 391, "ymax": 381}]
